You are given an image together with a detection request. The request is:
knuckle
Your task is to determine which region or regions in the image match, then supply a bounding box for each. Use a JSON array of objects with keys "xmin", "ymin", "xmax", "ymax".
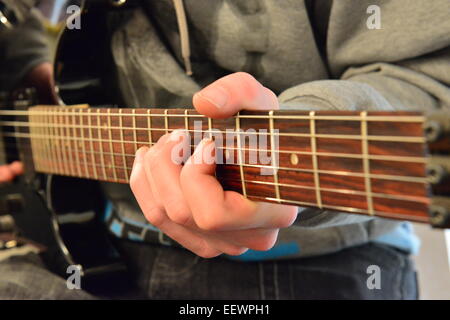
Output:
[
  {"xmin": 235, "ymin": 71, "xmax": 256, "ymax": 83},
  {"xmin": 194, "ymin": 212, "xmax": 225, "ymax": 232},
  {"xmin": 165, "ymin": 199, "xmax": 191, "ymax": 226},
  {"xmin": 143, "ymin": 206, "xmax": 166, "ymax": 227},
  {"xmin": 235, "ymin": 72, "xmax": 260, "ymax": 97},
  {"xmin": 129, "ymin": 170, "xmax": 141, "ymax": 193}
]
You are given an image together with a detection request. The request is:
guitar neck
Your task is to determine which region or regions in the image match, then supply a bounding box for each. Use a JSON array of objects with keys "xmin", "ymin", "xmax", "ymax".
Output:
[{"xmin": 17, "ymin": 106, "xmax": 432, "ymax": 223}]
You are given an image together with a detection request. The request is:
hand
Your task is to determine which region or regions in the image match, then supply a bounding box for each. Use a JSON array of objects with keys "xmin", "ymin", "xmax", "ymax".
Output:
[
  {"xmin": 0, "ymin": 161, "xmax": 23, "ymax": 183},
  {"xmin": 22, "ymin": 62, "xmax": 59, "ymax": 105},
  {"xmin": 130, "ymin": 72, "xmax": 298, "ymax": 258}
]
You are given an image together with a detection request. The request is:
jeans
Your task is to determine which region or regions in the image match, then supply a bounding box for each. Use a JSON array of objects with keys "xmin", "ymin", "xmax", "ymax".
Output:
[{"xmin": 0, "ymin": 241, "xmax": 418, "ymax": 300}]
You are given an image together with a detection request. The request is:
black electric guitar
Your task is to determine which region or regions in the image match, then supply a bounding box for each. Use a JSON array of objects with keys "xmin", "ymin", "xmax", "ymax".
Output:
[{"xmin": 0, "ymin": 0, "xmax": 449, "ymax": 284}]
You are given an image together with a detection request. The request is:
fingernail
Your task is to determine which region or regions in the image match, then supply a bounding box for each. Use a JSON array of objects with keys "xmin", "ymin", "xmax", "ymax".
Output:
[
  {"xmin": 196, "ymin": 85, "xmax": 229, "ymax": 109},
  {"xmin": 194, "ymin": 137, "xmax": 213, "ymax": 153},
  {"xmin": 169, "ymin": 129, "xmax": 188, "ymax": 142},
  {"xmin": 192, "ymin": 138, "xmax": 216, "ymax": 165}
]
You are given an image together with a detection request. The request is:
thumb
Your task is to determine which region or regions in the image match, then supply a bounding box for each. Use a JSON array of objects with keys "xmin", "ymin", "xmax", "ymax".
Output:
[{"xmin": 193, "ymin": 72, "xmax": 279, "ymax": 119}]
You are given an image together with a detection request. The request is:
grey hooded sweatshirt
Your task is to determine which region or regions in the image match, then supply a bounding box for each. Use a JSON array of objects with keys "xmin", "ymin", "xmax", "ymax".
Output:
[
  {"xmin": 2, "ymin": 0, "xmax": 450, "ymax": 259},
  {"xmin": 104, "ymin": 0, "xmax": 450, "ymax": 259}
]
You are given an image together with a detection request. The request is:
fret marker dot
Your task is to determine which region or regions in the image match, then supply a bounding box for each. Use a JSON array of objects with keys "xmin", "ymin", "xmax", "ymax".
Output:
[{"xmin": 290, "ymin": 153, "xmax": 299, "ymax": 165}]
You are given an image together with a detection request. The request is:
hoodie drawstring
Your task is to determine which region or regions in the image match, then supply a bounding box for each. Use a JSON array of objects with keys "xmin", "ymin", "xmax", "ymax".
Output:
[{"xmin": 173, "ymin": 0, "xmax": 193, "ymax": 76}]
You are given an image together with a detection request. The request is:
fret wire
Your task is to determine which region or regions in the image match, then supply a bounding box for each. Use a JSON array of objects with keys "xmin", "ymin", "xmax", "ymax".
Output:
[
  {"xmin": 2, "ymin": 121, "xmax": 426, "ymax": 143},
  {"xmin": 119, "ymin": 109, "xmax": 130, "ymax": 181},
  {"xmin": 208, "ymin": 117, "xmax": 213, "ymax": 139},
  {"xmin": 71, "ymin": 108, "xmax": 83, "ymax": 177},
  {"xmin": 35, "ymin": 110, "xmax": 44, "ymax": 171},
  {"xmin": 34, "ymin": 108, "xmax": 42, "ymax": 171},
  {"xmin": 269, "ymin": 111, "xmax": 281, "ymax": 202},
  {"xmin": 147, "ymin": 109, "xmax": 153, "ymax": 145},
  {"xmin": 32, "ymin": 109, "xmax": 41, "ymax": 171},
  {"xmin": 52, "ymin": 108, "xmax": 64, "ymax": 174},
  {"xmin": 41, "ymin": 109, "xmax": 49, "ymax": 171},
  {"xmin": 46, "ymin": 108, "xmax": 57, "ymax": 173},
  {"xmin": 97, "ymin": 109, "xmax": 108, "ymax": 180},
  {"xmin": 184, "ymin": 109, "xmax": 189, "ymax": 131},
  {"xmin": 43, "ymin": 109, "xmax": 52, "ymax": 171},
  {"xmin": 45, "ymin": 107, "xmax": 56, "ymax": 173},
  {"xmin": 235, "ymin": 112, "xmax": 247, "ymax": 197},
  {"xmin": 132, "ymin": 109, "xmax": 138, "ymax": 152},
  {"xmin": 1, "ymin": 109, "xmax": 425, "ymax": 123},
  {"xmin": 61, "ymin": 108, "xmax": 73, "ymax": 176},
  {"xmin": 28, "ymin": 110, "xmax": 39, "ymax": 170},
  {"xmin": 164, "ymin": 109, "xmax": 169, "ymax": 135},
  {"xmin": 87, "ymin": 109, "xmax": 99, "ymax": 180},
  {"xmin": 79, "ymin": 108, "xmax": 89, "ymax": 177},
  {"xmin": 107, "ymin": 109, "xmax": 118, "ymax": 182},
  {"xmin": 33, "ymin": 109, "xmax": 42, "ymax": 171},
  {"xmin": 58, "ymin": 109, "xmax": 70, "ymax": 175},
  {"xmin": 361, "ymin": 111, "xmax": 374, "ymax": 215},
  {"xmin": 65, "ymin": 108, "xmax": 76, "ymax": 176},
  {"xmin": 310, "ymin": 111, "xmax": 322, "ymax": 209}
]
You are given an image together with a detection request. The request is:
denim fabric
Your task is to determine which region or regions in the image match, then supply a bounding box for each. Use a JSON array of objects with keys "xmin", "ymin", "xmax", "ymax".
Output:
[
  {"xmin": 0, "ymin": 240, "xmax": 418, "ymax": 299},
  {"xmin": 0, "ymin": 253, "xmax": 94, "ymax": 300},
  {"xmin": 114, "ymin": 241, "xmax": 418, "ymax": 300},
  {"xmin": 0, "ymin": 241, "xmax": 417, "ymax": 300}
]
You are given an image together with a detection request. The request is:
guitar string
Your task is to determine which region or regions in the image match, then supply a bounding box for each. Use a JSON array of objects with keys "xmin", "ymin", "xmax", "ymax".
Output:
[
  {"xmin": 0, "ymin": 143, "xmax": 430, "ymax": 204},
  {"xmin": 0, "ymin": 109, "xmax": 430, "ymax": 221},
  {"xmin": 247, "ymin": 195, "xmax": 429, "ymax": 223},
  {"xmin": 0, "ymin": 109, "xmax": 426, "ymax": 123},
  {"xmin": 29, "ymin": 153, "xmax": 429, "ymax": 205},
  {"xmin": 0, "ymin": 127, "xmax": 429, "ymax": 185},
  {"xmin": 0, "ymin": 133, "xmax": 423, "ymax": 182},
  {"xmin": 222, "ymin": 177, "xmax": 428, "ymax": 203},
  {"xmin": 0, "ymin": 132, "xmax": 424, "ymax": 183},
  {"xmin": 0, "ymin": 136, "xmax": 428, "ymax": 164},
  {"xmin": 0, "ymin": 110, "xmax": 429, "ymax": 186},
  {"xmin": 0, "ymin": 120, "xmax": 426, "ymax": 144}
]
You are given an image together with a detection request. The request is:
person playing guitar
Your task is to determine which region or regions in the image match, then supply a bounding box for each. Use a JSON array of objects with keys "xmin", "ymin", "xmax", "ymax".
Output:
[{"xmin": 1, "ymin": 0, "xmax": 449, "ymax": 300}]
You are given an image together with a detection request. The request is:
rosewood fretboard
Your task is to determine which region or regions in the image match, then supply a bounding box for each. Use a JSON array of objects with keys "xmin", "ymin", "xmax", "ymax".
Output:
[{"xmin": 13, "ymin": 106, "xmax": 431, "ymax": 223}]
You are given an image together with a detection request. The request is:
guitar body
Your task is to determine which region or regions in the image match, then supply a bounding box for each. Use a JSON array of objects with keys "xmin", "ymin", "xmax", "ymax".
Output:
[
  {"xmin": 1, "ymin": 94, "xmax": 127, "ymax": 290},
  {"xmin": 0, "ymin": 1, "xmax": 132, "ymax": 286},
  {"xmin": 54, "ymin": 0, "xmax": 126, "ymax": 107}
]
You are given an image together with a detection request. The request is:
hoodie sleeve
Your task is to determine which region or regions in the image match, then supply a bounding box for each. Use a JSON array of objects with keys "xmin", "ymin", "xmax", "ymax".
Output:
[
  {"xmin": 0, "ymin": 9, "xmax": 50, "ymax": 91},
  {"xmin": 277, "ymin": 0, "xmax": 450, "ymax": 228}
]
